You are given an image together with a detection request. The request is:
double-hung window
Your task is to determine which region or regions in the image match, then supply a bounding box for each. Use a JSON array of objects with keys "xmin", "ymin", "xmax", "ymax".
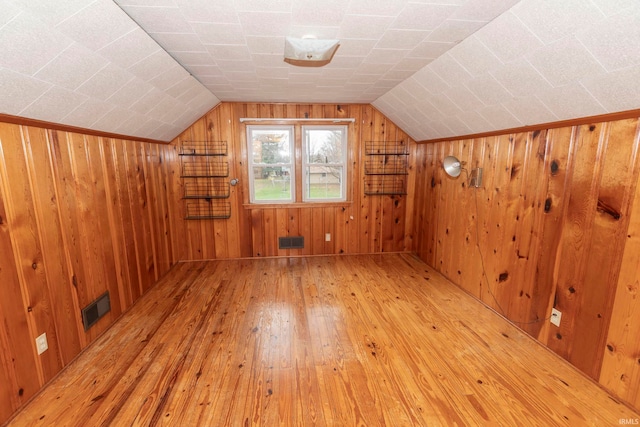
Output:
[
  {"xmin": 302, "ymin": 125, "xmax": 347, "ymax": 202},
  {"xmin": 247, "ymin": 126, "xmax": 295, "ymax": 203},
  {"xmin": 246, "ymin": 124, "xmax": 348, "ymax": 204}
]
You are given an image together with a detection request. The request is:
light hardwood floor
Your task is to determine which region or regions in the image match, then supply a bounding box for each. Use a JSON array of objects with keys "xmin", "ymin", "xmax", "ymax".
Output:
[{"xmin": 6, "ymin": 254, "xmax": 639, "ymax": 426}]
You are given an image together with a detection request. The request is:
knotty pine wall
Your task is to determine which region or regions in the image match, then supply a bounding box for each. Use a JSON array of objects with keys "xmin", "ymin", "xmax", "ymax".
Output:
[
  {"xmin": 412, "ymin": 117, "xmax": 640, "ymax": 410},
  {"xmin": 167, "ymin": 103, "xmax": 416, "ymax": 260},
  {"xmin": 0, "ymin": 122, "xmax": 175, "ymax": 422}
]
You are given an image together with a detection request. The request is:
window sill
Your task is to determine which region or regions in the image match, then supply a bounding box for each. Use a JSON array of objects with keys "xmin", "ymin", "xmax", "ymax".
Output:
[{"xmin": 243, "ymin": 201, "xmax": 352, "ymax": 209}]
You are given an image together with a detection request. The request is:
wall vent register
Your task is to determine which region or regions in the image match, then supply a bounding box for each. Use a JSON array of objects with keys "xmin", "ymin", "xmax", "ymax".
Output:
[{"xmin": 81, "ymin": 291, "xmax": 111, "ymax": 331}]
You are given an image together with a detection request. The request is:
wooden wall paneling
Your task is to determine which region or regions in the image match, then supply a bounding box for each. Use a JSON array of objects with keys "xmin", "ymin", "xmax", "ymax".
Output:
[
  {"xmin": 0, "ymin": 134, "xmax": 41, "ymax": 407},
  {"xmin": 112, "ymin": 139, "xmax": 142, "ymax": 304},
  {"xmin": 275, "ymin": 208, "xmax": 289, "ymax": 257},
  {"xmin": 0, "ymin": 328, "xmax": 16, "ymax": 422},
  {"xmin": 0, "ymin": 124, "xmax": 63, "ymax": 383},
  {"xmin": 507, "ymin": 130, "xmax": 548, "ymax": 330},
  {"xmin": 154, "ymin": 144, "xmax": 173, "ymax": 271},
  {"xmin": 546, "ymin": 123, "xmax": 605, "ymax": 363},
  {"xmin": 600, "ymin": 120, "xmax": 640, "ymax": 407},
  {"xmin": 263, "ymin": 208, "xmax": 277, "ymax": 256},
  {"xmin": 24, "ymin": 127, "xmax": 82, "ymax": 364},
  {"xmin": 311, "ymin": 208, "xmax": 324, "ymax": 254},
  {"xmin": 251, "ymin": 209, "xmax": 265, "ymax": 257},
  {"xmin": 530, "ymin": 127, "xmax": 574, "ymax": 341},
  {"xmin": 219, "ymin": 103, "xmax": 243, "ymax": 259},
  {"xmin": 323, "ymin": 206, "xmax": 336, "ymax": 254},
  {"xmin": 83, "ymin": 135, "xmax": 122, "ymax": 338},
  {"xmin": 358, "ymin": 106, "xmax": 374, "ymax": 254},
  {"xmin": 346, "ymin": 105, "xmax": 362, "ymax": 255},
  {"xmin": 299, "ymin": 208, "xmax": 312, "ymax": 256},
  {"xmin": 165, "ymin": 141, "xmax": 186, "ymax": 263},
  {"xmin": 99, "ymin": 138, "xmax": 131, "ymax": 312},
  {"xmin": 570, "ymin": 119, "xmax": 640, "ymax": 379}
]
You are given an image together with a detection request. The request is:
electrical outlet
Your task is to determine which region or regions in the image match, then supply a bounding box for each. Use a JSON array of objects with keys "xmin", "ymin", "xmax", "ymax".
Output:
[
  {"xmin": 550, "ymin": 308, "xmax": 562, "ymax": 327},
  {"xmin": 36, "ymin": 333, "xmax": 48, "ymax": 355},
  {"xmin": 325, "ymin": 233, "xmax": 331, "ymax": 242}
]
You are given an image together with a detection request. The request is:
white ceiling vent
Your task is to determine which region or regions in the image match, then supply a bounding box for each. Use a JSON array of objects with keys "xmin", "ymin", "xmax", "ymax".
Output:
[{"xmin": 284, "ymin": 37, "xmax": 340, "ymax": 67}]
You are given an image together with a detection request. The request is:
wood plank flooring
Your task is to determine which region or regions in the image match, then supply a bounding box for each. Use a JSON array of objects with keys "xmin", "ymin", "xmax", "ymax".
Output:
[{"xmin": 6, "ymin": 254, "xmax": 639, "ymax": 426}]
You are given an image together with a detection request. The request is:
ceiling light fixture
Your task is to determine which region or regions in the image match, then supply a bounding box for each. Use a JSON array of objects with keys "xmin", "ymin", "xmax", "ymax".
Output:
[{"xmin": 284, "ymin": 36, "xmax": 340, "ymax": 67}]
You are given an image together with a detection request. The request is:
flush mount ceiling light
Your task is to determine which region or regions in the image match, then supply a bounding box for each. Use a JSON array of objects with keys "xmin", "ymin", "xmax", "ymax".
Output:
[{"xmin": 284, "ymin": 36, "xmax": 340, "ymax": 67}]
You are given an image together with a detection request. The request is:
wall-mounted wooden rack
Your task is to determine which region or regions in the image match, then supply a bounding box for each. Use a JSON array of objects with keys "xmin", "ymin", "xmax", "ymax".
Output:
[
  {"xmin": 364, "ymin": 140, "xmax": 409, "ymax": 195},
  {"xmin": 180, "ymin": 140, "xmax": 231, "ymax": 219}
]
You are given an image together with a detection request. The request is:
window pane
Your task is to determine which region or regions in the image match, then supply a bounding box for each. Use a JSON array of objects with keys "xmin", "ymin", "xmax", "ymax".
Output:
[
  {"xmin": 252, "ymin": 166, "xmax": 293, "ymax": 201},
  {"xmin": 251, "ymin": 129, "xmax": 291, "ymax": 164},
  {"xmin": 306, "ymin": 129, "xmax": 344, "ymax": 164},
  {"xmin": 306, "ymin": 166, "xmax": 343, "ymax": 200}
]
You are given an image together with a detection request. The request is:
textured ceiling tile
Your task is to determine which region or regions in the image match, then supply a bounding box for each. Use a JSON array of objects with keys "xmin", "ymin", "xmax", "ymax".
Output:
[
  {"xmin": 128, "ymin": 50, "xmax": 178, "ymax": 81},
  {"xmin": 426, "ymin": 19, "xmax": 486, "ymax": 43},
  {"xmin": 34, "ymin": 42, "xmax": 109, "ymax": 90},
  {"xmin": 76, "ymin": 63, "xmax": 135, "ymax": 101},
  {"xmin": 252, "ymin": 53, "xmax": 287, "ymax": 67},
  {"xmin": 147, "ymin": 32, "xmax": 205, "ymax": 52},
  {"xmin": 501, "ymin": 96, "xmax": 558, "ymax": 125},
  {"xmin": 456, "ymin": 110, "xmax": 493, "ymax": 133},
  {"xmin": 292, "ymin": 0, "xmax": 346, "ymax": 26},
  {"xmin": 98, "ymin": 28, "xmax": 161, "ymax": 69},
  {"xmin": 527, "ymin": 36, "xmax": 606, "ymax": 87},
  {"xmin": 580, "ymin": 67, "xmax": 640, "ymax": 112},
  {"xmin": 106, "ymin": 79, "xmax": 153, "ymax": 109},
  {"xmin": 448, "ymin": 36, "xmax": 502, "ymax": 76},
  {"xmin": 478, "ymin": 104, "xmax": 522, "ymax": 129},
  {"xmin": 337, "ymin": 15, "xmax": 394, "ymax": 39},
  {"xmin": 10, "ymin": 0, "xmax": 90, "ymax": 26},
  {"xmin": 376, "ymin": 30, "xmax": 429, "ymax": 50},
  {"xmin": 390, "ymin": 3, "xmax": 457, "ymax": 31},
  {"xmin": 171, "ymin": 51, "xmax": 216, "ymax": 66},
  {"xmin": 191, "ymin": 22, "xmax": 245, "ymax": 45},
  {"xmin": 489, "ymin": 58, "xmax": 552, "ymax": 97},
  {"xmin": 511, "ymin": 0, "xmax": 604, "ymax": 45},
  {"xmin": 207, "ymin": 44, "xmax": 252, "ymax": 61},
  {"xmin": 429, "ymin": 54, "xmax": 474, "ymax": 86},
  {"xmin": 441, "ymin": 115, "xmax": 472, "ymax": 135},
  {"xmin": 61, "ymin": 98, "xmax": 114, "ymax": 128},
  {"xmin": 57, "ymin": 1, "xmax": 138, "ymax": 51},
  {"xmin": 245, "ymin": 36, "xmax": 285, "ymax": 55},
  {"xmin": 116, "ymin": 5, "xmax": 188, "ymax": 33},
  {"xmin": 173, "ymin": 0, "xmax": 239, "ymax": 22},
  {"xmin": 255, "ymin": 66, "xmax": 289, "ymax": 78},
  {"xmin": 0, "ymin": 2, "xmax": 22, "ymax": 27},
  {"xmin": 464, "ymin": 75, "xmax": 513, "ymax": 105},
  {"xmin": 451, "ymin": 0, "xmax": 519, "ymax": 21},
  {"xmin": 391, "ymin": 57, "xmax": 433, "ymax": 72},
  {"xmin": 215, "ymin": 60, "xmax": 256, "ymax": 72},
  {"xmin": 233, "ymin": 0, "xmax": 293, "ymax": 13},
  {"xmin": 536, "ymin": 82, "xmax": 606, "ymax": 119},
  {"xmin": 408, "ymin": 41, "xmax": 455, "ymax": 59},
  {"xmin": 149, "ymin": 65, "xmax": 190, "ymax": 91},
  {"xmin": 428, "ymin": 92, "xmax": 464, "ymax": 117},
  {"xmin": 185, "ymin": 64, "xmax": 224, "ymax": 76},
  {"xmin": 474, "ymin": 11, "xmax": 543, "ymax": 63},
  {"xmin": 442, "ymin": 85, "xmax": 485, "ymax": 111},
  {"xmin": 289, "ymin": 25, "xmax": 340, "ymax": 39},
  {"xmin": 347, "ymin": 0, "xmax": 407, "ymax": 17},
  {"xmin": 329, "ymin": 56, "xmax": 365, "ymax": 68},
  {"xmin": 410, "ymin": 68, "xmax": 450, "ymax": 94},
  {"xmin": 336, "ymin": 39, "xmax": 378, "ymax": 56},
  {"xmin": 381, "ymin": 69, "xmax": 415, "ymax": 81},
  {"xmin": 576, "ymin": 11, "xmax": 640, "ymax": 72},
  {"xmin": 237, "ymin": 11, "xmax": 291, "ymax": 36},
  {"xmin": 92, "ymin": 106, "xmax": 139, "ymax": 131},
  {"xmin": 0, "ymin": 68, "xmax": 51, "ymax": 113},
  {"xmin": 363, "ymin": 48, "xmax": 409, "ymax": 65},
  {"xmin": 589, "ymin": 0, "xmax": 638, "ymax": 17},
  {"xmin": 0, "ymin": 11, "xmax": 73, "ymax": 75}
]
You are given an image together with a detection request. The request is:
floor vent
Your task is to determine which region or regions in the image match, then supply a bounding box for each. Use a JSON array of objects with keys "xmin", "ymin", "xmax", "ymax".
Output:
[
  {"xmin": 81, "ymin": 291, "xmax": 111, "ymax": 331},
  {"xmin": 279, "ymin": 236, "xmax": 304, "ymax": 249}
]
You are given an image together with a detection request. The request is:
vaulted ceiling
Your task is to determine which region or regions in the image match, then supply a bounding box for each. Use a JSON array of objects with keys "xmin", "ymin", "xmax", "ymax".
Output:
[{"xmin": 0, "ymin": 0, "xmax": 638, "ymax": 142}]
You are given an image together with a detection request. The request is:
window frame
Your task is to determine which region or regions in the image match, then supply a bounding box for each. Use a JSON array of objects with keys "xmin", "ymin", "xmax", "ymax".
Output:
[
  {"xmin": 246, "ymin": 125, "xmax": 295, "ymax": 204},
  {"xmin": 301, "ymin": 125, "xmax": 348, "ymax": 203}
]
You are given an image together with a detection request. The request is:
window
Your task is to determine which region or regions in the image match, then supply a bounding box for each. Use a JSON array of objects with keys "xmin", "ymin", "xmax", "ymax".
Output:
[
  {"xmin": 246, "ymin": 124, "xmax": 348, "ymax": 204},
  {"xmin": 302, "ymin": 125, "xmax": 347, "ymax": 202},
  {"xmin": 247, "ymin": 126, "xmax": 294, "ymax": 203}
]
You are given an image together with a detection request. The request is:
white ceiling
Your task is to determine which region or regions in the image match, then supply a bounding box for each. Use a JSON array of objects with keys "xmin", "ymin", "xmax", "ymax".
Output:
[{"xmin": 0, "ymin": 0, "xmax": 639, "ymax": 142}]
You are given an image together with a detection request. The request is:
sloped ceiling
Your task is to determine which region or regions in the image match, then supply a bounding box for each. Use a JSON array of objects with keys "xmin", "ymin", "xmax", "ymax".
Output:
[
  {"xmin": 0, "ymin": 0, "xmax": 639, "ymax": 142},
  {"xmin": 0, "ymin": 0, "xmax": 219, "ymax": 141}
]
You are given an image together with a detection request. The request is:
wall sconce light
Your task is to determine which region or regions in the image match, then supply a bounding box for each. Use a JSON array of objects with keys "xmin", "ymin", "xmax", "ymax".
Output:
[
  {"xmin": 284, "ymin": 36, "xmax": 340, "ymax": 67},
  {"xmin": 443, "ymin": 155, "xmax": 483, "ymax": 188}
]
